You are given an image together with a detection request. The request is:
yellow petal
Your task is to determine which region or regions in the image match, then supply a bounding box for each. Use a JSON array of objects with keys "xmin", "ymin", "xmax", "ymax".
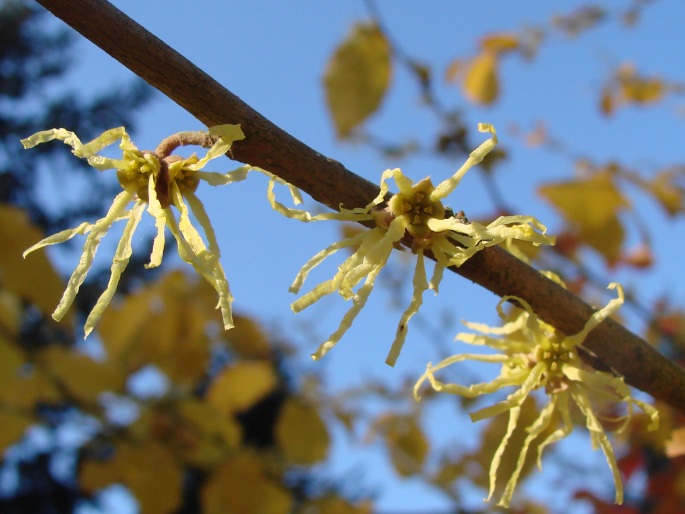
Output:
[
  {"xmin": 430, "ymin": 124, "xmax": 498, "ymax": 201},
  {"xmin": 386, "ymin": 250, "xmax": 428, "ymax": 366},
  {"xmin": 52, "ymin": 190, "xmax": 135, "ymax": 322},
  {"xmin": 84, "ymin": 202, "xmax": 145, "ymax": 337}
]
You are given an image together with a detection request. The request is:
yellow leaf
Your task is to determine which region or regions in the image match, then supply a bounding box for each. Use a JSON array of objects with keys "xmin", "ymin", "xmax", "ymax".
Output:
[
  {"xmin": 0, "ymin": 338, "xmax": 60, "ymax": 409},
  {"xmin": 324, "ymin": 22, "xmax": 391, "ymax": 138},
  {"xmin": 582, "ymin": 215, "xmax": 625, "ymax": 264},
  {"xmin": 206, "ymin": 361, "xmax": 278, "ymax": 416},
  {"xmin": 202, "ymin": 450, "xmax": 292, "ymax": 514},
  {"xmin": 431, "ymin": 455, "xmax": 465, "ymax": 490},
  {"xmin": 0, "ymin": 204, "xmax": 68, "ymax": 321},
  {"xmin": 0, "ymin": 338, "xmax": 25, "ymax": 390},
  {"xmin": 481, "ymin": 33, "xmax": 519, "ymax": 54},
  {"xmin": 382, "ymin": 416, "xmax": 429, "ymax": 477},
  {"xmin": 303, "ymin": 497, "xmax": 373, "ymax": 514},
  {"xmin": 1, "ymin": 365, "xmax": 61, "ymax": 409},
  {"xmin": 175, "ymin": 399, "xmax": 242, "ymax": 466},
  {"xmin": 618, "ymin": 64, "xmax": 664, "ymax": 104},
  {"xmin": 463, "ymin": 51, "xmax": 499, "ymax": 105},
  {"xmin": 539, "ymin": 172, "xmax": 629, "ymax": 263},
  {"xmin": 98, "ymin": 283, "xmax": 158, "ymax": 362},
  {"xmin": 223, "ymin": 314, "xmax": 272, "ymax": 359},
  {"xmin": 0, "ymin": 409, "xmax": 33, "ymax": 452},
  {"xmin": 99, "ymin": 271, "xmax": 214, "ymax": 385},
  {"xmin": 81, "ymin": 441, "xmax": 182, "ymax": 514},
  {"xmin": 648, "ymin": 171, "xmax": 684, "ymax": 217},
  {"xmin": 131, "ymin": 399, "xmax": 241, "ymax": 468},
  {"xmin": 0, "ymin": 289, "xmax": 22, "ymax": 339},
  {"xmin": 275, "ymin": 397, "xmax": 329, "ymax": 465},
  {"xmin": 42, "ymin": 346, "xmax": 125, "ymax": 404}
]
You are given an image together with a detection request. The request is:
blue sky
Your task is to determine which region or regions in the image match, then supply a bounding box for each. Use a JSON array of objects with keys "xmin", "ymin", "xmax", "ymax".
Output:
[{"xmin": 35, "ymin": 1, "xmax": 685, "ymax": 512}]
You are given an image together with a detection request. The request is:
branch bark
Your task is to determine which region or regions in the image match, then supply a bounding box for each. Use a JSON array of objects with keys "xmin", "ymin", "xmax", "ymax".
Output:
[{"xmin": 35, "ymin": 0, "xmax": 685, "ymax": 415}]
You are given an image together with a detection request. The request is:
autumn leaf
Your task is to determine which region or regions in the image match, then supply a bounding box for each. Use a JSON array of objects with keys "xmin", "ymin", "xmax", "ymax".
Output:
[
  {"xmin": 551, "ymin": 6, "xmax": 606, "ymax": 36},
  {"xmin": 665, "ymin": 427, "xmax": 685, "ymax": 458},
  {"xmin": 647, "ymin": 170, "xmax": 684, "ymax": 216},
  {"xmin": 618, "ymin": 64, "xmax": 664, "ymax": 104},
  {"xmin": 99, "ymin": 271, "xmax": 214, "ymax": 385},
  {"xmin": 131, "ymin": 399, "xmax": 241, "ymax": 468},
  {"xmin": 275, "ymin": 397, "xmax": 330, "ymax": 465},
  {"xmin": 0, "ymin": 204, "xmax": 69, "ymax": 322},
  {"xmin": 206, "ymin": 361, "xmax": 278, "ymax": 416},
  {"xmin": 80, "ymin": 441, "xmax": 183, "ymax": 514},
  {"xmin": 481, "ymin": 33, "xmax": 519, "ymax": 54},
  {"xmin": 600, "ymin": 63, "xmax": 667, "ymax": 116},
  {"xmin": 224, "ymin": 314, "xmax": 273, "ymax": 359},
  {"xmin": 539, "ymin": 172, "xmax": 630, "ymax": 263},
  {"xmin": 0, "ymin": 337, "xmax": 60, "ymax": 409},
  {"xmin": 302, "ymin": 497, "xmax": 373, "ymax": 514},
  {"xmin": 380, "ymin": 415, "xmax": 429, "ymax": 477},
  {"xmin": 202, "ymin": 450, "xmax": 292, "ymax": 514},
  {"xmin": 324, "ymin": 22, "xmax": 392, "ymax": 138},
  {"xmin": 41, "ymin": 345, "xmax": 125, "ymax": 404},
  {"xmin": 0, "ymin": 409, "xmax": 33, "ymax": 453},
  {"xmin": 463, "ymin": 51, "xmax": 499, "ymax": 105}
]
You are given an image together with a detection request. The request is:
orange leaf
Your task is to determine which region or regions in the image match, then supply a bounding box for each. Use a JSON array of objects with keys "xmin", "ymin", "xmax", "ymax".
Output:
[{"xmin": 665, "ymin": 427, "xmax": 685, "ymax": 458}]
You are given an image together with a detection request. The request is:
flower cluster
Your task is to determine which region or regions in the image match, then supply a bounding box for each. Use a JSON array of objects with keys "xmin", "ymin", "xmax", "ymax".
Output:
[
  {"xmin": 414, "ymin": 275, "xmax": 659, "ymax": 507},
  {"xmin": 22, "ymin": 124, "xmax": 250, "ymax": 336},
  {"xmin": 270, "ymin": 124, "xmax": 555, "ymax": 365}
]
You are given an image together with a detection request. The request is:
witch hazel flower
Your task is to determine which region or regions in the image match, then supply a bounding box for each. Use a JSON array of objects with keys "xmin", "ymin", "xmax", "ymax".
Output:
[
  {"xmin": 270, "ymin": 124, "xmax": 555, "ymax": 365},
  {"xmin": 414, "ymin": 274, "xmax": 659, "ymax": 507},
  {"xmin": 21, "ymin": 124, "xmax": 250, "ymax": 336}
]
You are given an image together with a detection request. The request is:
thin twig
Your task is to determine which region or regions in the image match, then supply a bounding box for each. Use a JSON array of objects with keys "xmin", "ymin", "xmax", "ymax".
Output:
[{"xmin": 34, "ymin": 0, "xmax": 685, "ymax": 415}]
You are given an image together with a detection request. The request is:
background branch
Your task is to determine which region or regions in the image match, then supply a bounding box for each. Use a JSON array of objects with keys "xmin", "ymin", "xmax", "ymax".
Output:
[{"xmin": 35, "ymin": 0, "xmax": 685, "ymax": 415}]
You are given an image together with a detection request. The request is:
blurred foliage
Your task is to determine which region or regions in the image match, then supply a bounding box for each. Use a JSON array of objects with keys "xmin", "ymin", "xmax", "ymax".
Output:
[
  {"xmin": 324, "ymin": 22, "xmax": 391, "ymax": 139},
  {"xmin": 3, "ymin": 0, "xmax": 685, "ymax": 513},
  {"xmin": 321, "ymin": 0, "xmax": 685, "ymax": 512}
]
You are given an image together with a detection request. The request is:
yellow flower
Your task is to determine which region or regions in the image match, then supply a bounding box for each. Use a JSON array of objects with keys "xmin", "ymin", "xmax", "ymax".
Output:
[
  {"xmin": 270, "ymin": 124, "xmax": 555, "ymax": 365},
  {"xmin": 414, "ymin": 276, "xmax": 659, "ymax": 507},
  {"xmin": 21, "ymin": 124, "xmax": 249, "ymax": 336}
]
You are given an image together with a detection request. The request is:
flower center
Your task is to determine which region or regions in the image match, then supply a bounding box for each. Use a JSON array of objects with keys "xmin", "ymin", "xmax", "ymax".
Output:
[
  {"xmin": 388, "ymin": 177, "xmax": 445, "ymax": 241},
  {"xmin": 116, "ymin": 150, "xmax": 161, "ymax": 200},
  {"xmin": 536, "ymin": 334, "xmax": 576, "ymax": 392}
]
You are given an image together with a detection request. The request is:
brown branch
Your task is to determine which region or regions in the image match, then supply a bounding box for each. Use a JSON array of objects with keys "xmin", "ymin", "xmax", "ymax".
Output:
[{"xmin": 34, "ymin": 0, "xmax": 685, "ymax": 415}]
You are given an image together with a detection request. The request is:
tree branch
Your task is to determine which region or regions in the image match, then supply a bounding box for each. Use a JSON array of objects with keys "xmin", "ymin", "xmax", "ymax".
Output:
[{"xmin": 34, "ymin": 0, "xmax": 685, "ymax": 415}]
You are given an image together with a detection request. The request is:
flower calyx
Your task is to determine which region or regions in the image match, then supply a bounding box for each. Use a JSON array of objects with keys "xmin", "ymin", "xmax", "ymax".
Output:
[{"xmin": 388, "ymin": 177, "xmax": 446, "ymax": 245}]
